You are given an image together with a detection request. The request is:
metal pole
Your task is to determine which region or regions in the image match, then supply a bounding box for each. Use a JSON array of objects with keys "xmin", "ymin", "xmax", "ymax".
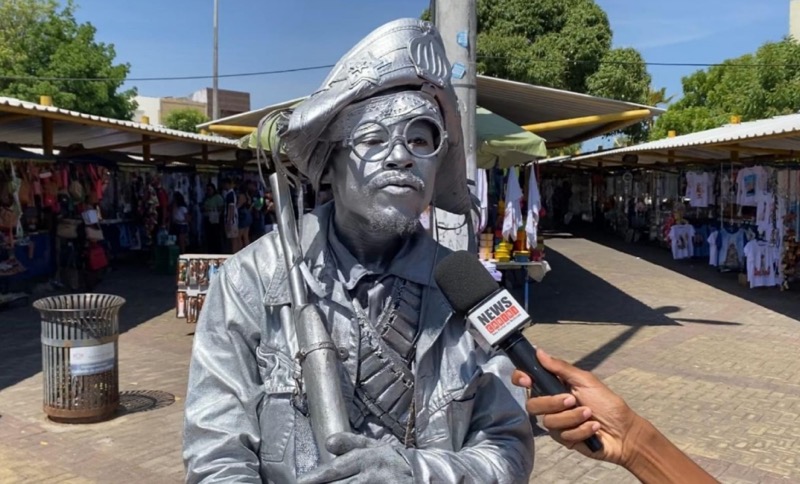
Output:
[
  {"xmin": 434, "ymin": 0, "xmax": 478, "ymax": 252},
  {"xmin": 212, "ymin": 0, "xmax": 220, "ymax": 120}
]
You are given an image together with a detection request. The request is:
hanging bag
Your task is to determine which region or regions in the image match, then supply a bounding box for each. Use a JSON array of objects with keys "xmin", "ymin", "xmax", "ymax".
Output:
[
  {"xmin": 0, "ymin": 206, "xmax": 18, "ymax": 230},
  {"xmin": 87, "ymin": 242, "xmax": 108, "ymax": 271},
  {"xmin": 86, "ymin": 225, "xmax": 104, "ymax": 241},
  {"xmin": 57, "ymin": 219, "xmax": 80, "ymax": 239}
]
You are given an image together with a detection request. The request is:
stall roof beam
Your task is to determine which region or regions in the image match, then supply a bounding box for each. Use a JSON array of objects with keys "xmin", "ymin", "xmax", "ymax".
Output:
[
  {"xmin": 208, "ymin": 124, "xmax": 256, "ymax": 136},
  {"xmin": 41, "ymin": 119, "xmax": 53, "ymax": 156},
  {"xmin": 521, "ymin": 109, "xmax": 652, "ymax": 134},
  {"xmin": 65, "ymin": 137, "xmax": 172, "ymax": 157},
  {"xmin": 0, "ymin": 113, "xmax": 29, "ymax": 125}
]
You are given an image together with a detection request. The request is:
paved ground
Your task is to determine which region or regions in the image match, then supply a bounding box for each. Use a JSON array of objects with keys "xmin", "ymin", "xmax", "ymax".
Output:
[{"xmin": 0, "ymin": 231, "xmax": 799, "ymax": 483}]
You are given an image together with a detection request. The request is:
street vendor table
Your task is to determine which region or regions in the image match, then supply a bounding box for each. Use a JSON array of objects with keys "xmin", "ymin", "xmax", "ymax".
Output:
[{"xmin": 494, "ymin": 261, "xmax": 550, "ymax": 313}]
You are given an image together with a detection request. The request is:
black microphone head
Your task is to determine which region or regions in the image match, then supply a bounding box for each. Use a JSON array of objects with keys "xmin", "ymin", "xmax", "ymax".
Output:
[{"xmin": 434, "ymin": 251, "xmax": 500, "ymax": 314}]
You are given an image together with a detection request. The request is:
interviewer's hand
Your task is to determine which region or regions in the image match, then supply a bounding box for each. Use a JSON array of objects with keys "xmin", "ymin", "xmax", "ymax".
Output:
[{"xmin": 511, "ymin": 350, "xmax": 643, "ymax": 467}]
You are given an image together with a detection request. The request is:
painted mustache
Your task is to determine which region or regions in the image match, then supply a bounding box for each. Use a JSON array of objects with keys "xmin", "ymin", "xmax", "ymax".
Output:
[{"xmin": 369, "ymin": 172, "xmax": 425, "ymax": 192}]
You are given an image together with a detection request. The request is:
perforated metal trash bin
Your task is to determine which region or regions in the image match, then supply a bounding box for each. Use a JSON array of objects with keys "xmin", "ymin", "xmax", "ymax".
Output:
[{"xmin": 33, "ymin": 294, "xmax": 126, "ymax": 423}]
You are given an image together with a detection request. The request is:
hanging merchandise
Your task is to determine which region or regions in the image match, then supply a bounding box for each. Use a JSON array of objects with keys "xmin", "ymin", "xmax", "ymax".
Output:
[
  {"xmin": 176, "ymin": 255, "xmax": 229, "ymax": 322},
  {"xmin": 669, "ymin": 223, "xmax": 695, "ymax": 260},
  {"xmin": 525, "ymin": 166, "xmax": 541, "ymax": 250},
  {"xmin": 708, "ymin": 230, "xmax": 719, "ymax": 267},
  {"xmin": 86, "ymin": 242, "xmax": 108, "ymax": 271},
  {"xmin": 476, "ymin": 168, "xmax": 488, "ymax": 233},
  {"xmin": 755, "ymin": 191, "xmax": 775, "ymax": 237},
  {"xmin": 685, "ymin": 171, "xmax": 714, "ymax": 208},
  {"xmin": 502, "ymin": 168, "xmax": 524, "ymax": 241},
  {"xmin": 736, "ymin": 166, "xmax": 770, "ymax": 207},
  {"xmin": 718, "ymin": 228, "xmax": 745, "ymax": 270},
  {"xmin": 743, "ymin": 239, "xmax": 780, "ymax": 288},
  {"xmin": 692, "ymin": 224, "xmax": 710, "ymax": 259}
]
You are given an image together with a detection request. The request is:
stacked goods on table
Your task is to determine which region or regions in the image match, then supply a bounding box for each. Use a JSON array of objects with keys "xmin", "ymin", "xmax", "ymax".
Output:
[
  {"xmin": 176, "ymin": 254, "xmax": 230, "ymax": 323},
  {"xmin": 478, "ymin": 233, "xmax": 493, "ymax": 260},
  {"xmin": 495, "ymin": 241, "xmax": 513, "ymax": 262}
]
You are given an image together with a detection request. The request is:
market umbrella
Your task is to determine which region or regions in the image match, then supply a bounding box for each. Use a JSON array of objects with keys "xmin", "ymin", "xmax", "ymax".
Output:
[
  {"xmin": 476, "ymin": 107, "xmax": 547, "ymax": 169},
  {"xmin": 237, "ymin": 105, "xmax": 547, "ymax": 168}
]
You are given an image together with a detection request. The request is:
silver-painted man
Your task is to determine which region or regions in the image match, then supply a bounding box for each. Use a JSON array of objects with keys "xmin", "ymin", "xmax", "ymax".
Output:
[{"xmin": 183, "ymin": 18, "xmax": 534, "ymax": 484}]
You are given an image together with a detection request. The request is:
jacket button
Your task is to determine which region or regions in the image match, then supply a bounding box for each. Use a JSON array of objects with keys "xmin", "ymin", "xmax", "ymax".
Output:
[{"xmin": 337, "ymin": 347, "xmax": 350, "ymax": 361}]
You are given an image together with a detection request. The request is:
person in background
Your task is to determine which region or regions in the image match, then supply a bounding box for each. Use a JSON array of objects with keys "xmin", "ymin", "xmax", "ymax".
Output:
[
  {"xmin": 221, "ymin": 178, "xmax": 239, "ymax": 254},
  {"xmin": 247, "ymin": 180, "xmax": 267, "ymax": 241},
  {"xmin": 154, "ymin": 177, "xmax": 169, "ymax": 229},
  {"xmin": 263, "ymin": 190, "xmax": 277, "ymax": 233},
  {"xmin": 202, "ymin": 183, "xmax": 224, "ymax": 254},
  {"xmin": 512, "ymin": 350, "xmax": 717, "ymax": 484},
  {"xmin": 171, "ymin": 191, "xmax": 190, "ymax": 254},
  {"xmin": 236, "ymin": 182, "xmax": 253, "ymax": 250}
]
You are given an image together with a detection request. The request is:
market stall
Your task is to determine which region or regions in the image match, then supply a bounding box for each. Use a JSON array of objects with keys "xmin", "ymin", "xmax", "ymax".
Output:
[
  {"xmin": 544, "ymin": 114, "xmax": 800, "ymax": 291},
  {"xmin": 0, "ymin": 96, "xmax": 241, "ymax": 299},
  {"xmin": 0, "ymin": 144, "xmax": 59, "ymax": 302}
]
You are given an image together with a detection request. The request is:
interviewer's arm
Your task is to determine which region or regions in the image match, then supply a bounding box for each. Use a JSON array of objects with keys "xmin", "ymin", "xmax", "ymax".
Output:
[{"xmin": 512, "ymin": 350, "xmax": 717, "ymax": 484}]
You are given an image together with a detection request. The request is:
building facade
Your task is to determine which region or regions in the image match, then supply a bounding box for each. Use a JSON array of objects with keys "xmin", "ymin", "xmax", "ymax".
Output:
[{"xmin": 133, "ymin": 88, "xmax": 251, "ymax": 125}]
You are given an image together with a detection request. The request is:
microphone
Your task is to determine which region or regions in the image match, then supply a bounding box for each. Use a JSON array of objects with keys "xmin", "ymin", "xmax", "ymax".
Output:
[{"xmin": 434, "ymin": 251, "xmax": 603, "ymax": 453}]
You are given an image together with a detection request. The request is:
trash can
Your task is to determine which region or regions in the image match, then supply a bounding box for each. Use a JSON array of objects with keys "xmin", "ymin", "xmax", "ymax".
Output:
[{"xmin": 33, "ymin": 294, "xmax": 126, "ymax": 423}]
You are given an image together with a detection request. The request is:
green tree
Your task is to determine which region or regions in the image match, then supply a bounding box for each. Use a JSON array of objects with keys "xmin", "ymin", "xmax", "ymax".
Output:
[
  {"xmin": 647, "ymin": 87, "xmax": 674, "ymax": 109},
  {"xmin": 0, "ymin": 0, "xmax": 136, "ymax": 119},
  {"xmin": 651, "ymin": 38, "xmax": 800, "ymax": 140},
  {"xmin": 162, "ymin": 109, "xmax": 209, "ymax": 133},
  {"xmin": 424, "ymin": 0, "xmax": 653, "ymax": 141}
]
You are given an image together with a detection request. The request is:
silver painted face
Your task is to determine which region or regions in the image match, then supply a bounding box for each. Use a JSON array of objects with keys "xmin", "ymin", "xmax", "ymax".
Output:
[{"xmin": 330, "ymin": 116, "xmax": 440, "ymax": 237}]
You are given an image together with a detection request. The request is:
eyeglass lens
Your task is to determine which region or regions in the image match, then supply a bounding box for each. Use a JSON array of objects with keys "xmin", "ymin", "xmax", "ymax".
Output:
[{"xmin": 350, "ymin": 117, "xmax": 442, "ymax": 161}]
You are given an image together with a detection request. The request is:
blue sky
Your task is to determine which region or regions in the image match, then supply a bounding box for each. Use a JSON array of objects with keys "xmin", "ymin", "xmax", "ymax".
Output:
[{"xmin": 73, "ymin": 0, "xmax": 790, "ymax": 110}]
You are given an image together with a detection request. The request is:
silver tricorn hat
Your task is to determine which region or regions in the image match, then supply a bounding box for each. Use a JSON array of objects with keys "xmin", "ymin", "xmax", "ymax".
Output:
[{"xmin": 280, "ymin": 18, "xmax": 471, "ymax": 215}]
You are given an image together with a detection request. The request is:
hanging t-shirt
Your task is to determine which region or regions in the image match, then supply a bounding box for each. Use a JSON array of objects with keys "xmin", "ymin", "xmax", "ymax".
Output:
[
  {"xmin": 718, "ymin": 228, "xmax": 745, "ymax": 269},
  {"xmin": 707, "ymin": 230, "xmax": 719, "ymax": 267},
  {"xmin": 669, "ymin": 224, "xmax": 696, "ymax": 260},
  {"xmin": 743, "ymin": 240, "xmax": 780, "ymax": 288},
  {"xmin": 685, "ymin": 172, "xmax": 713, "ymax": 208},
  {"xmin": 736, "ymin": 166, "xmax": 769, "ymax": 207},
  {"xmin": 692, "ymin": 225, "xmax": 709, "ymax": 258},
  {"xmin": 755, "ymin": 191, "xmax": 775, "ymax": 237}
]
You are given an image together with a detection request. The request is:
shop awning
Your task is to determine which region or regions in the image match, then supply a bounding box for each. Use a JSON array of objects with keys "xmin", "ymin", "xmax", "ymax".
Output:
[
  {"xmin": 542, "ymin": 113, "xmax": 800, "ymax": 169},
  {"xmin": 0, "ymin": 97, "xmax": 242, "ymax": 165},
  {"xmin": 200, "ymin": 75, "xmax": 663, "ymax": 149},
  {"xmin": 236, "ymin": 105, "xmax": 547, "ymax": 169},
  {"xmin": 475, "ymin": 76, "xmax": 662, "ymax": 148}
]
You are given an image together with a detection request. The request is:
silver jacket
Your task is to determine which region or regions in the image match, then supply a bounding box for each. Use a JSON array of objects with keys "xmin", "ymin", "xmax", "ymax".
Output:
[{"xmin": 183, "ymin": 203, "xmax": 534, "ymax": 483}]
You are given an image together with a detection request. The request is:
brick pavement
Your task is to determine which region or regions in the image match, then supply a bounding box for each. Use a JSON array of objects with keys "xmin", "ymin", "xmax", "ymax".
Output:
[
  {"xmin": 0, "ymin": 233, "xmax": 798, "ymax": 483},
  {"xmin": 525, "ymin": 232, "xmax": 800, "ymax": 483},
  {"xmin": 0, "ymin": 265, "xmax": 190, "ymax": 484}
]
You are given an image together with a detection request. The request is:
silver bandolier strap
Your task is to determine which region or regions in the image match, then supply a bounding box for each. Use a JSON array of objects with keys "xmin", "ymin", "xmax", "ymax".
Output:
[{"xmin": 351, "ymin": 278, "xmax": 422, "ymax": 447}]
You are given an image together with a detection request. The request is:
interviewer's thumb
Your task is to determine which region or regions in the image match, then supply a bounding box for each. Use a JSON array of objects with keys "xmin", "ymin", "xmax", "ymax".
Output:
[{"xmin": 537, "ymin": 349, "xmax": 594, "ymax": 388}]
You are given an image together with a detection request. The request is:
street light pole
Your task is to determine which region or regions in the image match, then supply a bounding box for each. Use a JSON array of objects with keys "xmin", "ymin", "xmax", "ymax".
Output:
[
  {"xmin": 212, "ymin": 0, "xmax": 220, "ymax": 120},
  {"xmin": 434, "ymin": 0, "xmax": 478, "ymax": 252}
]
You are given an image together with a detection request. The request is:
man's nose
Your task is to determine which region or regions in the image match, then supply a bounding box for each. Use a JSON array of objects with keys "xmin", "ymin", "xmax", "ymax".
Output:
[{"xmin": 382, "ymin": 142, "xmax": 414, "ymax": 170}]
